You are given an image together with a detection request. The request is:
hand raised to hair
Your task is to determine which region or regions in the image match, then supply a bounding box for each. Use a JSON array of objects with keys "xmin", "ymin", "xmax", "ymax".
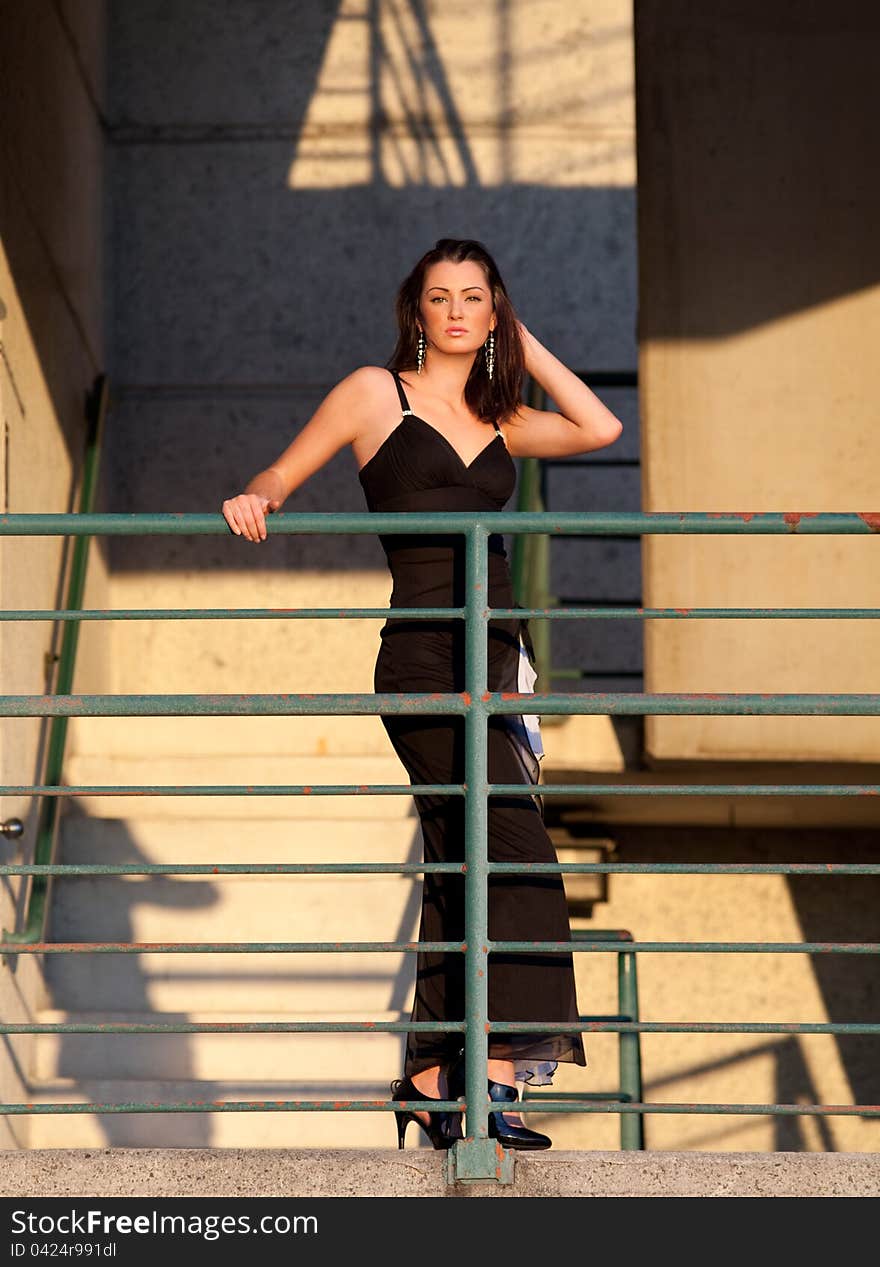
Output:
[{"xmin": 515, "ymin": 319, "xmax": 537, "ymax": 374}]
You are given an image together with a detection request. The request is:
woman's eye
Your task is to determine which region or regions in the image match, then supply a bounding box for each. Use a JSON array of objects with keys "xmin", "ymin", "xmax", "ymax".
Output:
[{"xmin": 466, "ymin": 295, "xmax": 482, "ymax": 302}]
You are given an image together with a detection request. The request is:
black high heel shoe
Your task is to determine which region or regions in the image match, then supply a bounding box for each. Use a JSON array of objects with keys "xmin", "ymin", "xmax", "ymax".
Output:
[
  {"xmin": 487, "ymin": 1080, "xmax": 552, "ymax": 1151},
  {"xmin": 390, "ymin": 1077, "xmax": 456, "ymax": 1150},
  {"xmin": 447, "ymin": 1057, "xmax": 552, "ymax": 1151}
]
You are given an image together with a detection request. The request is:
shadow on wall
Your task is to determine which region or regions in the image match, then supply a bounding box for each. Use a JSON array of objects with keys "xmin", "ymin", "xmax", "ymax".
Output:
[
  {"xmin": 643, "ymin": 1036, "xmax": 835, "ymax": 1152},
  {"xmin": 37, "ymin": 803, "xmax": 425, "ymax": 1147},
  {"xmin": 610, "ymin": 821, "xmax": 880, "ymax": 1148},
  {"xmin": 634, "ymin": 0, "xmax": 880, "ymax": 342}
]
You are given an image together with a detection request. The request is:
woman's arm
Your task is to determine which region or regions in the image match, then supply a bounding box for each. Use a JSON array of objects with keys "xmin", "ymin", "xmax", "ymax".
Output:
[
  {"xmin": 221, "ymin": 365, "xmax": 383, "ymax": 542},
  {"xmin": 501, "ymin": 323, "xmax": 624, "ymax": 459}
]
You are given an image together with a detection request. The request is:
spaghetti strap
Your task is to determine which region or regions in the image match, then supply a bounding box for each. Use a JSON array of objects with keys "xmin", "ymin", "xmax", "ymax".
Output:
[{"xmin": 389, "ymin": 368, "xmax": 413, "ymax": 415}]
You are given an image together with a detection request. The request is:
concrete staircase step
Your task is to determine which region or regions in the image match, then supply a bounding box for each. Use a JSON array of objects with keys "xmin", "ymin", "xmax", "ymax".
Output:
[
  {"xmin": 68, "ymin": 716, "xmax": 395, "ymax": 760},
  {"xmin": 540, "ymin": 712, "xmax": 642, "ymax": 772},
  {"xmin": 25, "ymin": 1077, "xmax": 417, "ymax": 1150},
  {"xmin": 49, "ymin": 882, "xmax": 420, "ymax": 941},
  {"xmin": 62, "ymin": 754, "xmax": 415, "ymax": 820},
  {"xmin": 32, "ymin": 1009, "xmax": 410, "ymax": 1082},
  {"xmin": 43, "ymin": 951, "xmax": 418, "ymax": 1015},
  {"xmin": 49, "ymin": 885, "xmax": 421, "ymax": 944},
  {"xmin": 48, "ymin": 817, "xmax": 425, "ymax": 989},
  {"xmin": 58, "ymin": 815, "xmax": 422, "ymax": 864}
]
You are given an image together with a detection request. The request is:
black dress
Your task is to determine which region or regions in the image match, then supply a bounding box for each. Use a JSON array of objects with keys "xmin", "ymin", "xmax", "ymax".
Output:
[{"xmin": 359, "ymin": 368, "xmax": 586, "ymax": 1085}]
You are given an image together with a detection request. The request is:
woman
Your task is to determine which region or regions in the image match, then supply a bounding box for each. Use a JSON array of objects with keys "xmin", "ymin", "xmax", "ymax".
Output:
[{"xmin": 221, "ymin": 238, "xmax": 624, "ymax": 1150}]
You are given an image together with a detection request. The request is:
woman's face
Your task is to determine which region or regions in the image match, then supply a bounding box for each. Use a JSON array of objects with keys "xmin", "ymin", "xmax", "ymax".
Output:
[{"xmin": 418, "ymin": 259, "xmax": 496, "ymax": 359}]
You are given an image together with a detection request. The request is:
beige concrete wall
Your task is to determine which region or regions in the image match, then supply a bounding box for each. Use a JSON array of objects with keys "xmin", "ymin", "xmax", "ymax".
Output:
[
  {"xmin": 635, "ymin": 0, "xmax": 880, "ymax": 766},
  {"xmin": 0, "ymin": 0, "xmax": 108, "ymax": 1145}
]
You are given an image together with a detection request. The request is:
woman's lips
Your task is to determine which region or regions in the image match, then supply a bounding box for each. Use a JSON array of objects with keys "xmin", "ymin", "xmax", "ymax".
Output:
[{"xmin": 446, "ymin": 328, "xmax": 467, "ymax": 334}]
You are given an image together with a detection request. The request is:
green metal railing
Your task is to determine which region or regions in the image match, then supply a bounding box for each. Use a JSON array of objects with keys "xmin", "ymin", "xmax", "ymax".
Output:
[
  {"xmin": 511, "ymin": 370, "xmax": 640, "ymax": 690},
  {"xmin": 1, "ymin": 510, "xmax": 880, "ymax": 1182},
  {"xmin": 510, "ymin": 377, "xmax": 554, "ymax": 683},
  {"xmin": 523, "ymin": 929, "xmax": 645, "ymax": 1150},
  {"xmin": 3, "ymin": 377, "xmax": 108, "ymax": 949}
]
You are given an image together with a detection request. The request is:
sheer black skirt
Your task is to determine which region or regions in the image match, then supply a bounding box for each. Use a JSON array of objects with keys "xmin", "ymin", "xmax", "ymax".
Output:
[{"xmin": 375, "ymin": 617, "xmax": 586, "ymax": 1080}]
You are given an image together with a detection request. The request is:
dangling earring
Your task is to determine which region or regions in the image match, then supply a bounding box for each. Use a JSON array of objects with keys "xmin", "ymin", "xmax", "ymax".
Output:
[
  {"xmin": 417, "ymin": 330, "xmax": 426, "ymax": 375},
  {"xmin": 484, "ymin": 329, "xmax": 495, "ymax": 381}
]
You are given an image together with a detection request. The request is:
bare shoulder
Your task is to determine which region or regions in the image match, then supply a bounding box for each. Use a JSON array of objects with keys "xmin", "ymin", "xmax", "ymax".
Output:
[
  {"xmin": 326, "ymin": 364, "xmax": 395, "ymax": 419},
  {"xmin": 341, "ymin": 364, "xmax": 391, "ymax": 385},
  {"xmin": 338, "ymin": 364, "xmax": 394, "ymax": 399}
]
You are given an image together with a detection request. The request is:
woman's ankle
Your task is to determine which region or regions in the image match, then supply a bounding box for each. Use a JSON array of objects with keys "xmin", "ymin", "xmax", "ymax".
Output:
[
  {"xmin": 487, "ymin": 1058, "xmax": 516, "ymax": 1087},
  {"xmin": 410, "ymin": 1065, "xmax": 443, "ymax": 1098}
]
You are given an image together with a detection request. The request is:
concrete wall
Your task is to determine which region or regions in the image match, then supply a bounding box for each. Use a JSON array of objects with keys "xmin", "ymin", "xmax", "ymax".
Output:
[
  {"xmin": 635, "ymin": 0, "xmax": 880, "ymax": 764},
  {"xmin": 0, "ymin": 0, "xmax": 109, "ymax": 1145}
]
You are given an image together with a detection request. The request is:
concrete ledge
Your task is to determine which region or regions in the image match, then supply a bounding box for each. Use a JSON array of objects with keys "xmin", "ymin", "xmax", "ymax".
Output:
[{"xmin": 1, "ymin": 1149, "xmax": 878, "ymax": 1197}]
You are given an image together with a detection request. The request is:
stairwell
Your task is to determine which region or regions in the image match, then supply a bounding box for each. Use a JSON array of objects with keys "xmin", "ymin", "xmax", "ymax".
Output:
[{"xmin": 26, "ymin": 560, "xmax": 432, "ymax": 1153}]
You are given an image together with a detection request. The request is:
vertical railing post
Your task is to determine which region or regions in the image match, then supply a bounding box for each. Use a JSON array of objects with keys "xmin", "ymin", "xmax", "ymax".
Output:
[
  {"xmin": 449, "ymin": 523, "xmax": 513, "ymax": 1182},
  {"xmin": 618, "ymin": 947, "xmax": 645, "ymax": 1150},
  {"xmin": 463, "ymin": 524, "xmax": 489, "ymax": 1144}
]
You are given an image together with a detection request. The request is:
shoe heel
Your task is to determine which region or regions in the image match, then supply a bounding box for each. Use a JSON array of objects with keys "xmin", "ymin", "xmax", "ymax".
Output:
[
  {"xmin": 394, "ymin": 1109, "xmax": 410, "ymax": 1149},
  {"xmin": 390, "ymin": 1077, "xmax": 455, "ymax": 1150}
]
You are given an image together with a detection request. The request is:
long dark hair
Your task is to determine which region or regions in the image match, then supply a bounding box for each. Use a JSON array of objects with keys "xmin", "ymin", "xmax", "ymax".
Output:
[{"xmin": 386, "ymin": 238, "xmax": 524, "ymax": 425}]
